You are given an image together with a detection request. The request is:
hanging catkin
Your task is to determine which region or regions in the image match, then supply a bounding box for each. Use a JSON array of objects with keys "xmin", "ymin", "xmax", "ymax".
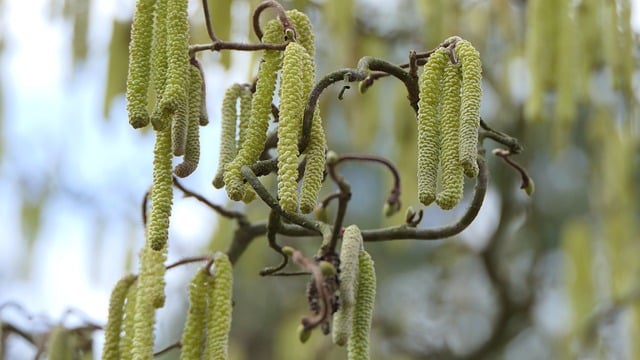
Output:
[
  {"xmin": 125, "ymin": 0, "xmax": 156, "ymax": 129},
  {"xmin": 213, "ymin": 84, "xmax": 242, "ymax": 188},
  {"xmin": 417, "ymin": 49, "xmax": 448, "ymax": 206},
  {"xmin": 223, "ymin": 19, "xmax": 285, "ymax": 201},
  {"xmin": 102, "ymin": 274, "xmax": 136, "ymax": 360},
  {"xmin": 180, "ymin": 269, "xmax": 209, "ymax": 360},
  {"xmin": 436, "ymin": 63, "xmax": 464, "ymax": 210},
  {"xmin": 277, "ymin": 42, "xmax": 308, "ymax": 213},
  {"xmin": 455, "ymin": 39, "xmax": 481, "ymax": 178},
  {"xmin": 332, "ymin": 225, "xmax": 363, "ymax": 346},
  {"xmin": 174, "ymin": 63, "xmax": 203, "ymax": 177},
  {"xmin": 203, "ymin": 253, "xmax": 234, "ymax": 360},
  {"xmin": 346, "ymin": 250, "xmax": 376, "ymax": 360}
]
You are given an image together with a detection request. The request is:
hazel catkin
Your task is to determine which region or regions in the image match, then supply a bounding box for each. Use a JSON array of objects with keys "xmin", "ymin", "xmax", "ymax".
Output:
[
  {"xmin": 455, "ymin": 39, "xmax": 481, "ymax": 178},
  {"xmin": 204, "ymin": 252, "xmax": 234, "ymax": 360},
  {"xmin": 156, "ymin": 0, "xmax": 190, "ymax": 131},
  {"xmin": 435, "ymin": 63, "xmax": 464, "ymax": 210},
  {"xmin": 417, "ymin": 49, "xmax": 448, "ymax": 206},
  {"xmin": 347, "ymin": 250, "xmax": 376, "ymax": 360},
  {"xmin": 125, "ymin": 0, "xmax": 156, "ymax": 129},
  {"xmin": 277, "ymin": 42, "xmax": 308, "ymax": 213},
  {"xmin": 223, "ymin": 19, "xmax": 285, "ymax": 201},
  {"xmin": 102, "ymin": 274, "xmax": 136, "ymax": 360},
  {"xmin": 180, "ymin": 269, "xmax": 209, "ymax": 360},
  {"xmin": 213, "ymin": 84, "xmax": 242, "ymax": 188},
  {"xmin": 332, "ymin": 225, "xmax": 363, "ymax": 346},
  {"xmin": 174, "ymin": 63, "xmax": 203, "ymax": 178}
]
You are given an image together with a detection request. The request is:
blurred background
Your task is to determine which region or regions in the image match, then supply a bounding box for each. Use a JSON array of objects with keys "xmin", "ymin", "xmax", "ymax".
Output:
[{"xmin": 0, "ymin": 0, "xmax": 639, "ymax": 359}]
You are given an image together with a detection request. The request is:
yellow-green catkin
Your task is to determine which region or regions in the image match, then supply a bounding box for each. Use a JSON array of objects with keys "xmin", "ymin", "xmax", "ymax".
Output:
[
  {"xmin": 291, "ymin": 10, "xmax": 326, "ymax": 215},
  {"xmin": 417, "ymin": 49, "xmax": 448, "ymax": 206},
  {"xmin": 223, "ymin": 20, "xmax": 284, "ymax": 201},
  {"xmin": 174, "ymin": 63, "xmax": 203, "ymax": 178},
  {"xmin": 213, "ymin": 84, "xmax": 242, "ymax": 188},
  {"xmin": 277, "ymin": 42, "xmax": 308, "ymax": 213},
  {"xmin": 333, "ymin": 225, "xmax": 363, "ymax": 346},
  {"xmin": 102, "ymin": 274, "xmax": 136, "ymax": 360},
  {"xmin": 236, "ymin": 86, "xmax": 258, "ymax": 203},
  {"xmin": 180, "ymin": 269, "xmax": 210, "ymax": 360},
  {"xmin": 131, "ymin": 123, "xmax": 172, "ymax": 358},
  {"xmin": 237, "ymin": 86, "xmax": 253, "ymax": 150},
  {"xmin": 347, "ymin": 251, "xmax": 376, "ymax": 360},
  {"xmin": 132, "ymin": 247, "xmax": 167, "ymax": 360},
  {"xmin": 287, "ymin": 10, "xmax": 315, "ymax": 56},
  {"xmin": 119, "ymin": 283, "xmax": 138, "ymax": 360},
  {"xmin": 455, "ymin": 40, "xmax": 481, "ymax": 178},
  {"xmin": 156, "ymin": 0, "xmax": 189, "ymax": 131},
  {"xmin": 605, "ymin": 0, "xmax": 634, "ymax": 95},
  {"xmin": 149, "ymin": 0, "xmax": 168, "ymax": 129},
  {"xmin": 204, "ymin": 252, "xmax": 234, "ymax": 360},
  {"xmin": 125, "ymin": 0, "xmax": 156, "ymax": 129},
  {"xmin": 436, "ymin": 63, "xmax": 464, "ymax": 210},
  {"xmin": 171, "ymin": 89, "xmax": 189, "ymax": 156}
]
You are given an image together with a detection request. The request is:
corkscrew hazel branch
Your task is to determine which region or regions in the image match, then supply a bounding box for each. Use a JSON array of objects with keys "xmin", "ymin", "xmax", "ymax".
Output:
[
  {"xmin": 361, "ymin": 155, "xmax": 488, "ymax": 241},
  {"xmin": 241, "ymin": 166, "xmax": 331, "ymax": 238},
  {"xmin": 324, "ymin": 153, "xmax": 352, "ymax": 254},
  {"xmin": 493, "ymin": 148, "xmax": 534, "ymax": 196},
  {"xmin": 259, "ymin": 210, "xmax": 290, "ymax": 276},
  {"xmin": 173, "ymin": 177, "xmax": 247, "ymax": 223},
  {"xmin": 252, "ymin": 0, "xmax": 293, "ymax": 41},
  {"xmin": 333, "ymin": 153, "xmax": 402, "ymax": 217}
]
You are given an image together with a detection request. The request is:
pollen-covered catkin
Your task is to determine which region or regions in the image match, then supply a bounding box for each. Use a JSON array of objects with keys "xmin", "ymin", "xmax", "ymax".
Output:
[
  {"xmin": 213, "ymin": 84, "xmax": 242, "ymax": 188},
  {"xmin": 237, "ymin": 86, "xmax": 253, "ymax": 150},
  {"xmin": 174, "ymin": 63, "xmax": 203, "ymax": 177},
  {"xmin": 347, "ymin": 250, "xmax": 376, "ymax": 360},
  {"xmin": 102, "ymin": 274, "xmax": 136, "ymax": 360},
  {"xmin": 278, "ymin": 42, "xmax": 308, "ymax": 213},
  {"xmin": 125, "ymin": 0, "xmax": 156, "ymax": 129},
  {"xmin": 156, "ymin": 0, "xmax": 189, "ymax": 131},
  {"xmin": 286, "ymin": 10, "xmax": 315, "ymax": 57},
  {"xmin": 333, "ymin": 225, "xmax": 363, "ymax": 346},
  {"xmin": 180, "ymin": 269, "xmax": 209, "ymax": 360},
  {"xmin": 295, "ymin": 14, "xmax": 326, "ymax": 215},
  {"xmin": 132, "ymin": 247, "xmax": 167, "ymax": 359},
  {"xmin": 204, "ymin": 252, "xmax": 234, "ymax": 360},
  {"xmin": 223, "ymin": 19, "xmax": 284, "ymax": 201},
  {"xmin": 417, "ymin": 49, "xmax": 448, "ymax": 206},
  {"xmin": 455, "ymin": 40, "xmax": 481, "ymax": 178},
  {"xmin": 119, "ymin": 283, "xmax": 137, "ymax": 360},
  {"xmin": 171, "ymin": 88, "xmax": 189, "ymax": 157},
  {"xmin": 436, "ymin": 63, "xmax": 464, "ymax": 210},
  {"xmin": 149, "ymin": 127, "xmax": 174, "ymax": 251}
]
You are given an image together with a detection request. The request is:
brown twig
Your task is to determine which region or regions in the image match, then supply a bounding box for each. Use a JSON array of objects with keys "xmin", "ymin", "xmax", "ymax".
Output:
[
  {"xmin": 252, "ymin": 0, "xmax": 293, "ymax": 41},
  {"xmin": 173, "ymin": 177, "xmax": 248, "ymax": 224}
]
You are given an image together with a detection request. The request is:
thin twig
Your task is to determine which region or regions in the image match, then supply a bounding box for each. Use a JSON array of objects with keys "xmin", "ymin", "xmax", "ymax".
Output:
[
  {"xmin": 173, "ymin": 177, "xmax": 248, "ymax": 224},
  {"xmin": 259, "ymin": 210, "xmax": 290, "ymax": 276},
  {"xmin": 252, "ymin": 0, "xmax": 293, "ymax": 41},
  {"xmin": 361, "ymin": 156, "xmax": 488, "ymax": 241},
  {"xmin": 201, "ymin": 0, "xmax": 218, "ymax": 42}
]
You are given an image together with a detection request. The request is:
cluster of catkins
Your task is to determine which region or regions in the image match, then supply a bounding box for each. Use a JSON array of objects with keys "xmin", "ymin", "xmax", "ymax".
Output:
[
  {"xmin": 332, "ymin": 225, "xmax": 377, "ymax": 360},
  {"xmin": 126, "ymin": 0, "xmax": 207, "ymax": 178},
  {"xmin": 214, "ymin": 11, "xmax": 327, "ymax": 215},
  {"xmin": 417, "ymin": 38, "xmax": 482, "ymax": 210}
]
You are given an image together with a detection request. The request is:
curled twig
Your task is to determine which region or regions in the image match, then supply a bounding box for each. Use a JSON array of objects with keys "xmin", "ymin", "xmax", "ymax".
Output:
[{"xmin": 252, "ymin": 0, "xmax": 293, "ymax": 41}]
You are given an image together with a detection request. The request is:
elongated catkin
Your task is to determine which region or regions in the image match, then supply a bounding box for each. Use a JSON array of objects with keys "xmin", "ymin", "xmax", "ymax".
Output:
[
  {"xmin": 417, "ymin": 49, "xmax": 448, "ymax": 206},
  {"xmin": 436, "ymin": 63, "xmax": 464, "ymax": 210},
  {"xmin": 224, "ymin": 20, "xmax": 284, "ymax": 200},
  {"xmin": 126, "ymin": 0, "xmax": 156, "ymax": 129},
  {"xmin": 333, "ymin": 225, "xmax": 362, "ymax": 346},
  {"xmin": 455, "ymin": 40, "xmax": 481, "ymax": 178},
  {"xmin": 277, "ymin": 42, "xmax": 307, "ymax": 213}
]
